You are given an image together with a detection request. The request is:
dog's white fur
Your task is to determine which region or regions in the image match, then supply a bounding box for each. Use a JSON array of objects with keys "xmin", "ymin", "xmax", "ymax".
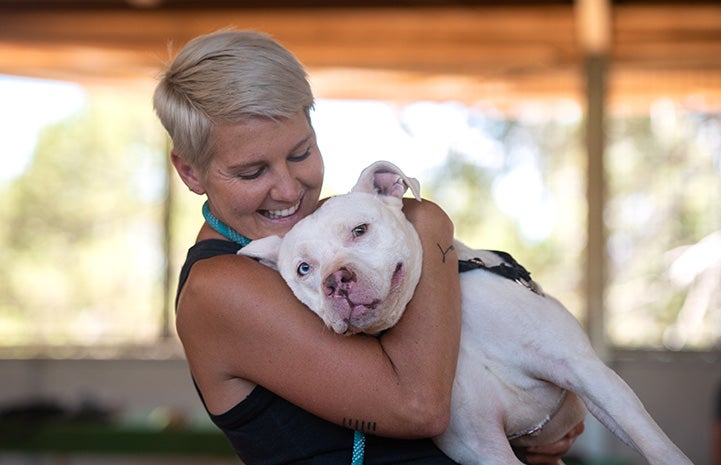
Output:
[{"xmin": 239, "ymin": 161, "xmax": 693, "ymax": 465}]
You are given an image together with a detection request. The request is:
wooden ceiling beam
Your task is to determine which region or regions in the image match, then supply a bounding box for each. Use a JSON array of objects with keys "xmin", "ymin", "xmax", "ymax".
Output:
[
  {"xmin": 0, "ymin": 4, "xmax": 720, "ymax": 104},
  {"xmin": 0, "ymin": 6, "xmax": 578, "ymax": 74}
]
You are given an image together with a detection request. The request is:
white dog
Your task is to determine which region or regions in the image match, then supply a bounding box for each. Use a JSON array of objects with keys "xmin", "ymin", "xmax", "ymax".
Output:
[{"xmin": 239, "ymin": 161, "xmax": 693, "ymax": 465}]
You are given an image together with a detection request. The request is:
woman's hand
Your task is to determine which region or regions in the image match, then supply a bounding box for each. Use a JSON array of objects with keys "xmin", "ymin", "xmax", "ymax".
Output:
[{"xmin": 521, "ymin": 421, "xmax": 585, "ymax": 465}]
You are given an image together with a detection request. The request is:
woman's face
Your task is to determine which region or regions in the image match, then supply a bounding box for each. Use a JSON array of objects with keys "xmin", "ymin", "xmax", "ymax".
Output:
[{"xmin": 195, "ymin": 111, "xmax": 324, "ymax": 240}]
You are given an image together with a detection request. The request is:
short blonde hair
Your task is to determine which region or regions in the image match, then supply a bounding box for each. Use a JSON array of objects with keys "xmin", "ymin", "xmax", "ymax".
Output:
[{"xmin": 153, "ymin": 30, "xmax": 314, "ymax": 175}]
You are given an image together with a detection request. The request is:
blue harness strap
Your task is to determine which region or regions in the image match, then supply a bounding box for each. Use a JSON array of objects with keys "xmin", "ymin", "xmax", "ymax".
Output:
[{"xmin": 351, "ymin": 431, "xmax": 366, "ymax": 465}]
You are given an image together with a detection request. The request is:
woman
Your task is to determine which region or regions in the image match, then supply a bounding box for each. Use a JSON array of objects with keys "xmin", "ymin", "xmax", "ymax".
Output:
[{"xmin": 153, "ymin": 29, "xmax": 583, "ymax": 464}]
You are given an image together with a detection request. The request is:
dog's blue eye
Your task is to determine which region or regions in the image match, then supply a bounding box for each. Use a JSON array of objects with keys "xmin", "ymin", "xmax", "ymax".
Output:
[
  {"xmin": 352, "ymin": 224, "xmax": 368, "ymax": 238},
  {"xmin": 297, "ymin": 262, "xmax": 312, "ymax": 276}
]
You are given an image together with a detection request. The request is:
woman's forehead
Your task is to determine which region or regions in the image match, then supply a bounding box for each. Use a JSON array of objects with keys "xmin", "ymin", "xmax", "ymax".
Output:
[{"xmin": 211, "ymin": 112, "xmax": 314, "ymax": 160}]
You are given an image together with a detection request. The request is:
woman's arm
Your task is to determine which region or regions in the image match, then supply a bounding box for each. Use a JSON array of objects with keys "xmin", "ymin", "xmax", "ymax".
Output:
[
  {"xmin": 176, "ymin": 198, "xmax": 461, "ymax": 438},
  {"xmin": 373, "ymin": 198, "xmax": 462, "ymax": 432}
]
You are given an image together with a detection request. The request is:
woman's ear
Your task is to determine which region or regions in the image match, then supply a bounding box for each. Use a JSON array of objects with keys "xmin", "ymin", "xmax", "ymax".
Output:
[{"xmin": 171, "ymin": 152, "xmax": 206, "ymax": 195}]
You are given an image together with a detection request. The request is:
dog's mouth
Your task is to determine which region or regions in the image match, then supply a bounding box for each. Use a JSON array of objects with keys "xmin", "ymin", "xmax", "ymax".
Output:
[
  {"xmin": 346, "ymin": 263, "xmax": 403, "ymax": 317},
  {"xmin": 390, "ymin": 263, "xmax": 405, "ymax": 290},
  {"xmin": 327, "ymin": 263, "xmax": 406, "ymax": 335},
  {"xmin": 341, "ymin": 264, "xmax": 404, "ymax": 333},
  {"xmin": 342, "ymin": 299, "xmax": 380, "ymax": 334},
  {"xmin": 346, "ymin": 298, "xmax": 380, "ymax": 314}
]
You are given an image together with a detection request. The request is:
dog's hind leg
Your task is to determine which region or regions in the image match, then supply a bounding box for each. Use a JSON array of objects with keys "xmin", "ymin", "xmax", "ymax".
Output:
[{"xmin": 549, "ymin": 356, "xmax": 693, "ymax": 465}]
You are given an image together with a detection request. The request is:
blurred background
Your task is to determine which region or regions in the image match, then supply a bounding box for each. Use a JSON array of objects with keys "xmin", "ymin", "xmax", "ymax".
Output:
[{"xmin": 0, "ymin": 0, "xmax": 719, "ymax": 464}]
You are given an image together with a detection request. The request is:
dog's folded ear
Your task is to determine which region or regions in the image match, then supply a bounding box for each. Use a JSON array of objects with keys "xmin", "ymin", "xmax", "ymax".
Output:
[
  {"xmin": 352, "ymin": 161, "xmax": 421, "ymax": 201},
  {"xmin": 237, "ymin": 235, "xmax": 283, "ymax": 270}
]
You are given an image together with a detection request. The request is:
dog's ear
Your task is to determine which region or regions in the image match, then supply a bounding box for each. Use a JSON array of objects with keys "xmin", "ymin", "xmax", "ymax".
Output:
[
  {"xmin": 237, "ymin": 235, "xmax": 283, "ymax": 270},
  {"xmin": 352, "ymin": 161, "xmax": 421, "ymax": 201}
]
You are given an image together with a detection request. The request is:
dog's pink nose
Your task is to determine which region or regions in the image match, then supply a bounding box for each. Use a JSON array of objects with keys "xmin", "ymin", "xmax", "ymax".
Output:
[{"xmin": 324, "ymin": 268, "xmax": 356, "ymax": 297}]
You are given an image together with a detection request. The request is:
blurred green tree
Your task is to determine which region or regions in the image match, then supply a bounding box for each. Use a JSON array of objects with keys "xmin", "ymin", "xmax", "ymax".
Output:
[{"xmin": 0, "ymin": 89, "xmax": 169, "ymax": 347}]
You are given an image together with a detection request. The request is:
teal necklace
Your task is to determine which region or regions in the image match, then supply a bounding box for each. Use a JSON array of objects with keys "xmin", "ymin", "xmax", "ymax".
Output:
[{"xmin": 202, "ymin": 200, "xmax": 252, "ymax": 247}]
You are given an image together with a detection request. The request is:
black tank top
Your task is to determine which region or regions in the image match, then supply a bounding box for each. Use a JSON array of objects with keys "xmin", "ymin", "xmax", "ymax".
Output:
[{"xmin": 176, "ymin": 239, "xmax": 458, "ymax": 465}]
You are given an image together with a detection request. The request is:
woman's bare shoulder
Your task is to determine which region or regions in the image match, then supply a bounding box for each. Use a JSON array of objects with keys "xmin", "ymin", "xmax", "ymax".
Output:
[
  {"xmin": 175, "ymin": 253, "xmax": 317, "ymax": 413},
  {"xmin": 176, "ymin": 253, "xmax": 303, "ymax": 344}
]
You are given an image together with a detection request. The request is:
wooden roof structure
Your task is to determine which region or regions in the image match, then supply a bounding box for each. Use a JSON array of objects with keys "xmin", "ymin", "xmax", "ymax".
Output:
[{"xmin": 1, "ymin": 1, "xmax": 720, "ymax": 107}]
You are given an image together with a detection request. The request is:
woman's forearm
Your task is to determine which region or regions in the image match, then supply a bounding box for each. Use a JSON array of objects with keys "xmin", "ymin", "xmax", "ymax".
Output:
[{"xmin": 378, "ymin": 199, "xmax": 462, "ymax": 435}]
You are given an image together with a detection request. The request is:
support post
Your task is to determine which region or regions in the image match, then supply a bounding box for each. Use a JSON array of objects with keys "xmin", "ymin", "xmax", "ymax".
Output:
[{"xmin": 584, "ymin": 53, "xmax": 608, "ymax": 361}]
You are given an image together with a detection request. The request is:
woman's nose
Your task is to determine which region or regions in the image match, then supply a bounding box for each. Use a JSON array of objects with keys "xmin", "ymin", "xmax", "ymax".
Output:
[{"xmin": 270, "ymin": 166, "xmax": 301, "ymax": 201}]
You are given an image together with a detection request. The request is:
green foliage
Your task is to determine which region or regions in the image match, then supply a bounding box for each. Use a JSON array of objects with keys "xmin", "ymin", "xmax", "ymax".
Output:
[
  {"xmin": 420, "ymin": 102, "xmax": 721, "ymax": 350},
  {"xmin": 422, "ymin": 112, "xmax": 586, "ymax": 317},
  {"xmin": 0, "ymin": 89, "xmax": 169, "ymax": 346},
  {"xmin": 605, "ymin": 107, "xmax": 721, "ymax": 349},
  {"xmin": 1, "ymin": 91, "xmax": 718, "ymax": 351}
]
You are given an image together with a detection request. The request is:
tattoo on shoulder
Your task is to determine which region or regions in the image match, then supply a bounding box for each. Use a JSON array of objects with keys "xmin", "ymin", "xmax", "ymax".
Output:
[
  {"xmin": 436, "ymin": 243, "xmax": 455, "ymax": 263},
  {"xmin": 343, "ymin": 418, "xmax": 377, "ymax": 433}
]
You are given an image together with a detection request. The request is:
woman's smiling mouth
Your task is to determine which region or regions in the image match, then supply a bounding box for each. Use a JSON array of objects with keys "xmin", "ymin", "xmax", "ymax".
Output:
[{"xmin": 261, "ymin": 199, "xmax": 302, "ymax": 219}]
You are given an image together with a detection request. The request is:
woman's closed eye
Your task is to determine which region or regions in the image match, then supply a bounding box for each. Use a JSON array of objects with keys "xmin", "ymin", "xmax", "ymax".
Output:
[
  {"xmin": 236, "ymin": 166, "xmax": 266, "ymax": 180},
  {"xmin": 288, "ymin": 148, "xmax": 312, "ymax": 163},
  {"xmin": 232, "ymin": 145, "xmax": 312, "ymax": 180}
]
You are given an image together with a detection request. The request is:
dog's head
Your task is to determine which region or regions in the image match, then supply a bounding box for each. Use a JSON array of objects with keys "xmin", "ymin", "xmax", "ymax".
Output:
[{"xmin": 240, "ymin": 161, "xmax": 423, "ymax": 335}]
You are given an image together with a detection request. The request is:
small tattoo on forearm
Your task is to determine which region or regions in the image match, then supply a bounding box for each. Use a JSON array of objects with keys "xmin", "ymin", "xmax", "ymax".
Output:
[
  {"xmin": 343, "ymin": 418, "xmax": 377, "ymax": 433},
  {"xmin": 437, "ymin": 243, "xmax": 455, "ymax": 263}
]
